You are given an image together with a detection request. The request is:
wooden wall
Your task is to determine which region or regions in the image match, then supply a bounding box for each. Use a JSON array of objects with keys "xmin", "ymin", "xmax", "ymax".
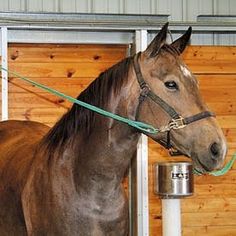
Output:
[
  {"xmin": 5, "ymin": 44, "xmax": 128, "ymax": 126},
  {"xmin": 1, "ymin": 44, "xmax": 236, "ymax": 235},
  {"xmin": 149, "ymin": 46, "xmax": 236, "ymax": 236}
]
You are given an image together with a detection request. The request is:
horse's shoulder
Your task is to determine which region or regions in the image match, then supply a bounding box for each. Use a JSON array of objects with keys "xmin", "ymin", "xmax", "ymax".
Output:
[
  {"xmin": 0, "ymin": 120, "xmax": 50, "ymax": 153},
  {"xmin": 0, "ymin": 120, "xmax": 50, "ymax": 191},
  {"xmin": 0, "ymin": 120, "xmax": 49, "ymax": 135}
]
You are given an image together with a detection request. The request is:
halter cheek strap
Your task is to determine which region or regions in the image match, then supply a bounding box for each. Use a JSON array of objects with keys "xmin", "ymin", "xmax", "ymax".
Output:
[{"xmin": 133, "ymin": 52, "xmax": 215, "ymax": 155}]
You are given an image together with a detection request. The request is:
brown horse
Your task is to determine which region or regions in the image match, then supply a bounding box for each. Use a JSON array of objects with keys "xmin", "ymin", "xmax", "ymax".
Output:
[{"xmin": 0, "ymin": 23, "xmax": 227, "ymax": 235}]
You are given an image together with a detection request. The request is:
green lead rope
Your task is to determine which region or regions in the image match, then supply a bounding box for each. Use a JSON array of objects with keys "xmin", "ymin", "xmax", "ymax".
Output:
[
  {"xmin": 1, "ymin": 67, "xmax": 159, "ymax": 134},
  {"xmin": 194, "ymin": 153, "xmax": 236, "ymax": 176},
  {"xmin": 1, "ymin": 66, "xmax": 235, "ymax": 176},
  {"xmin": 210, "ymin": 153, "xmax": 236, "ymax": 176}
]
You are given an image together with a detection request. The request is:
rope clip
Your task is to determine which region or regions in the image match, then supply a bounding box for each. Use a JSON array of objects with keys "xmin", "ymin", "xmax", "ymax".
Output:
[
  {"xmin": 169, "ymin": 117, "xmax": 186, "ymax": 130},
  {"xmin": 140, "ymin": 84, "xmax": 150, "ymax": 97},
  {"xmin": 159, "ymin": 116, "xmax": 186, "ymax": 133}
]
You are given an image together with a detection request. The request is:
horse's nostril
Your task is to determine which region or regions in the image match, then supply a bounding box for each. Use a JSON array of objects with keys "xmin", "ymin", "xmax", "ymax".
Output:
[{"xmin": 210, "ymin": 142, "xmax": 220, "ymax": 159}]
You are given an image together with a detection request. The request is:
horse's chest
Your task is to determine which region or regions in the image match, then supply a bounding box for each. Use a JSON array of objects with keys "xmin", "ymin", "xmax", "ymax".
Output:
[
  {"xmin": 73, "ymin": 195, "xmax": 129, "ymax": 235},
  {"xmin": 38, "ymin": 188, "xmax": 128, "ymax": 235}
]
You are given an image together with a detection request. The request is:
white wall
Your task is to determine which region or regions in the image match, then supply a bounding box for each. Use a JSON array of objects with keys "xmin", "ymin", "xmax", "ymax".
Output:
[{"xmin": 1, "ymin": 0, "xmax": 236, "ymax": 21}]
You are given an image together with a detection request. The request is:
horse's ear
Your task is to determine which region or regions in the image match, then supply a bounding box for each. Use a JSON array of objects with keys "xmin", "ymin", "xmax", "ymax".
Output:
[
  {"xmin": 144, "ymin": 22, "xmax": 169, "ymax": 58},
  {"xmin": 171, "ymin": 26, "xmax": 192, "ymax": 54}
]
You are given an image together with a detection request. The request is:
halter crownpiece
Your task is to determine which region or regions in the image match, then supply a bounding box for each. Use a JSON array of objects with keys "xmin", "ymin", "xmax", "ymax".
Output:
[{"xmin": 133, "ymin": 52, "xmax": 215, "ymax": 154}]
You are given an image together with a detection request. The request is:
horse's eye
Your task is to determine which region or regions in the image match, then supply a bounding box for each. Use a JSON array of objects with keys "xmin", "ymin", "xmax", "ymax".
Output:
[{"xmin": 164, "ymin": 81, "xmax": 178, "ymax": 90}]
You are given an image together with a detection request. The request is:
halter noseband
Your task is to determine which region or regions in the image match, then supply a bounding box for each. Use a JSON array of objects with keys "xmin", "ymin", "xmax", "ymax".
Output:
[{"xmin": 133, "ymin": 52, "xmax": 215, "ymax": 155}]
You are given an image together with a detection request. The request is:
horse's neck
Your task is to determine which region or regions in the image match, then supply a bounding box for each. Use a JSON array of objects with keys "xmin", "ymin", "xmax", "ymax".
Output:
[
  {"xmin": 77, "ymin": 72, "xmax": 141, "ymax": 186},
  {"xmin": 49, "ymin": 69, "xmax": 141, "ymax": 196},
  {"xmin": 72, "ymin": 111, "xmax": 140, "ymax": 195}
]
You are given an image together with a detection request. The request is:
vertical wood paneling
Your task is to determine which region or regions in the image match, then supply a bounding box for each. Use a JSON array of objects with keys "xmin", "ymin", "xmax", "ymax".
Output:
[
  {"xmin": 107, "ymin": 0, "xmax": 120, "ymax": 14},
  {"xmin": 140, "ymin": 0, "xmax": 152, "ymax": 14},
  {"xmin": 92, "ymin": 0, "xmax": 108, "ymax": 13},
  {"xmin": 8, "ymin": 0, "xmax": 25, "ymax": 11},
  {"xmin": 229, "ymin": 0, "xmax": 236, "ymax": 14},
  {"xmin": 74, "ymin": 0, "xmax": 91, "ymax": 13},
  {"xmin": 124, "ymin": 0, "xmax": 141, "ymax": 14},
  {"xmin": 215, "ymin": 0, "xmax": 230, "ymax": 14},
  {"xmin": 150, "ymin": 0, "xmax": 157, "ymax": 14},
  {"xmin": 199, "ymin": 0, "xmax": 214, "ymax": 14},
  {"xmin": 26, "ymin": 0, "xmax": 42, "ymax": 12},
  {"xmin": 186, "ymin": 0, "xmax": 200, "ymax": 21},
  {"xmin": 41, "ymin": 0, "xmax": 57, "ymax": 12},
  {"xmin": 215, "ymin": 33, "xmax": 236, "ymax": 46},
  {"xmin": 118, "ymin": 0, "xmax": 125, "ymax": 14},
  {"xmin": 191, "ymin": 33, "xmax": 214, "ymax": 45},
  {"xmin": 0, "ymin": 1, "xmax": 9, "ymax": 11},
  {"xmin": 169, "ymin": 0, "xmax": 183, "ymax": 21},
  {"xmin": 1, "ymin": 0, "xmax": 236, "ymax": 23},
  {"xmin": 156, "ymin": 0, "xmax": 171, "ymax": 15},
  {"xmin": 58, "ymin": 0, "xmax": 76, "ymax": 13}
]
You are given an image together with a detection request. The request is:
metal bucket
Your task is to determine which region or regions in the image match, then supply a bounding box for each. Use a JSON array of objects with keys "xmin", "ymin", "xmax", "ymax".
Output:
[{"xmin": 154, "ymin": 162, "xmax": 194, "ymax": 199}]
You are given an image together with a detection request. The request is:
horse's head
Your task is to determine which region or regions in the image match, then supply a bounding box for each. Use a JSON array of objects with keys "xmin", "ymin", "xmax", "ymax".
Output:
[{"xmin": 136, "ymin": 23, "xmax": 227, "ymax": 173}]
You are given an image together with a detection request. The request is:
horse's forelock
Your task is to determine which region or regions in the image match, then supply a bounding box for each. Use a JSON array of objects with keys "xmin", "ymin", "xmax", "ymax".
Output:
[{"xmin": 161, "ymin": 44, "xmax": 181, "ymax": 56}]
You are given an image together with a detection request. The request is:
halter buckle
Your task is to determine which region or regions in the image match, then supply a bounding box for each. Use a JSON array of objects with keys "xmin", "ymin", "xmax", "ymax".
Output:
[
  {"xmin": 139, "ymin": 84, "xmax": 151, "ymax": 102},
  {"xmin": 169, "ymin": 117, "xmax": 186, "ymax": 130},
  {"xmin": 140, "ymin": 84, "xmax": 150, "ymax": 97}
]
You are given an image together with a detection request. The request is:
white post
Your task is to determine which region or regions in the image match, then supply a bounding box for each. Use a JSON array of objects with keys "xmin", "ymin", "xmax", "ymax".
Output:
[
  {"xmin": 1, "ymin": 27, "xmax": 8, "ymax": 121},
  {"xmin": 135, "ymin": 29, "xmax": 149, "ymax": 236},
  {"xmin": 162, "ymin": 199, "xmax": 181, "ymax": 236},
  {"xmin": 136, "ymin": 134, "xmax": 149, "ymax": 236}
]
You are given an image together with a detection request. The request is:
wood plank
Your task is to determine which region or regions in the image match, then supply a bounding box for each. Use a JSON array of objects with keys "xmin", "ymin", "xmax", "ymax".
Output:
[
  {"xmin": 183, "ymin": 46, "xmax": 236, "ymax": 74},
  {"xmin": 200, "ymin": 88, "xmax": 236, "ymax": 102},
  {"xmin": 6, "ymin": 93, "xmax": 72, "ymax": 108},
  {"xmin": 183, "ymin": 46, "xmax": 236, "ymax": 61},
  {"xmin": 182, "ymin": 226, "xmax": 236, "ymax": 236},
  {"xmin": 181, "ymin": 212, "xmax": 236, "ymax": 227},
  {"xmin": 194, "ymin": 171, "xmax": 236, "ymax": 185},
  {"xmin": 181, "ymin": 197, "xmax": 236, "ymax": 213},
  {"xmin": 186, "ymin": 60, "xmax": 236, "ymax": 74},
  {"xmin": 197, "ymin": 74, "xmax": 236, "ymax": 87},
  {"xmin": 149, "ymin": 224, "xmax": 162, "ymax": 236},
  {"xmin": 193, "ymin": 184, "xmax": 236, "ymax": 197},
  {"xmin": 149, "ymin": 211, "xmax": 236, "ymax": 228},
  {"xmin": 8, "ymin": 107, "xmax": 67, "ymax": 123},
  {"xmin": 149, "ymin": 220, "xmax": 236, "ymax": 236},
  {"xmin": 206, "ymin": 102, "xmax": 236, "ymax": 116},
  {"xmin": 8, "ymin": 62, "xmax": 116, "ymax": 78},
  {"xmin": 8, "ymin": 43, "xmax": 128, "ymax": 63},
  {"xmin": 217, "ymin": 115, "xmax": 236, "ymax": 128},
  {"xmin": 149, "ymin": 225, "xmax": 236, "ymax": 236},
  {"xmin": 7, "ymin": 77, "xmax": 91, "ymax": 95},
  {"xmin": 149, "ymin": 197, "xmax": 236, "ymax": 214}
]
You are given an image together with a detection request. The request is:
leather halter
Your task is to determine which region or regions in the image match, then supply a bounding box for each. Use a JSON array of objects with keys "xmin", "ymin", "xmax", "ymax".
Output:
[{"xmin": 133, "ymin": 52, "xmax": 215, "ymax": 155}]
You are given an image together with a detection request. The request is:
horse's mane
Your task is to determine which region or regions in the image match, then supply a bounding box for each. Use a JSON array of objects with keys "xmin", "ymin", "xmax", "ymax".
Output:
[
  {"xmin": 42, "ymin": 56, "xmax": 133, "ymax": 152},
  {"xmin": 41, "ymin": 44, "xmax": 178, "ymax": 153}
]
